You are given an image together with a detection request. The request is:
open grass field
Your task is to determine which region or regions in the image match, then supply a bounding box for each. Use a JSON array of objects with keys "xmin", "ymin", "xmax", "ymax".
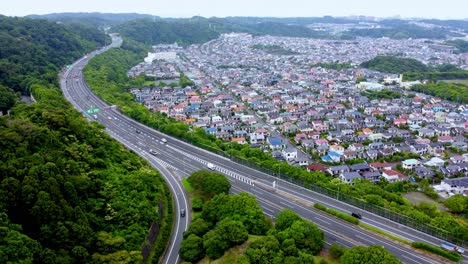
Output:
[{"xmin": 403, "ymin": 192, "xmax": 446, "ymax": 210}]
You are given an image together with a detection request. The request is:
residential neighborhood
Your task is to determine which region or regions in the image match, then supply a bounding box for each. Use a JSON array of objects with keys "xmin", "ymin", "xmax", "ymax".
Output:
[{"xmin": 128, "ymin": 33, "xmax": 468, "ymax": 197}]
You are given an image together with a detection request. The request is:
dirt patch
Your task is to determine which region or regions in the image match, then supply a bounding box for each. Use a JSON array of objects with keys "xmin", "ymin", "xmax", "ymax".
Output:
[{"xmin": 403, "ymin": 192, "xmax": 446, "ymax": 211}]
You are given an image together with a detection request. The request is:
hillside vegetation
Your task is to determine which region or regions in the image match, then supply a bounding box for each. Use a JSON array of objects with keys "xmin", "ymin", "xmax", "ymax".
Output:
[
  {"xmin": 0, "ymin": 16, "xmax": 106, "ymax": 94},
  {"xmin": 114, "ymin": 18, "xmax": 329, "ymax": 46},
  {"xmin": 0, "ymin": 16, "xmax": 171, "ymax": 263},
  {"xmin": 411, "ymin": 82, "xmax": 468, "ymax": 104},
  {"xmin": 360, "ymin": 56, "xmax": 428, "ymax": 74}
]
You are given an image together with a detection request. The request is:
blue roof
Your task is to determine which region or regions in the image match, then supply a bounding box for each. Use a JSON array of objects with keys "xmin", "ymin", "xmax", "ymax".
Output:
[
  {"xmin": 269, "ymin": 137, "xmax": 283, "ymax": 145},
  {"xmin": 321, "ymin": 155, "xmax": 333, "ymax": 162},
  {"xmin": 205, "ymin": 127, "xmax": 216, "ymax": 133},
  {"xmin": 328, "ymin": 151, "xmax": 342, "ymax": 158}
]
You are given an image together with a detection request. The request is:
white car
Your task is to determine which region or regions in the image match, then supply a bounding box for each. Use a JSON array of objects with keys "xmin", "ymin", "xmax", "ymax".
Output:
[
  {"xmin": 207, "ymin": 163, "xmax": 216, "ymax": 170},
  {"xmin": 149, "ymin": 149, "xmax": 158, "ymax": 155},
  {"xmin": 161, "ymin": 138, "xmax": 167, "ymax": 144}
]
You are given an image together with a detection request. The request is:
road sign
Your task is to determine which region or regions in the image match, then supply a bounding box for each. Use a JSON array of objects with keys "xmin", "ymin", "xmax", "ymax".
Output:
[{"xmin": 84, "ymin": 108, "xmax": 100, "ymax": 114}]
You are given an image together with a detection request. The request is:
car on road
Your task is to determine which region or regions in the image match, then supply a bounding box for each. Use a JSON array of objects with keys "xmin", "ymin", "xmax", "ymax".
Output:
[
  {"xmin": 161, "ymin": 138, "xmax": 167, "ymax": 144},
  {"xmin": 92, "ymin": 114, "xmax": 98, "ymax": 119},
  {"xmin": 351, "ymin": 212, "xmax": 362, "ymax": 219},
  {"xmin": 149, "ymin": 149, "xmax": 158, "ymax": 155},
  {"xmin": 207, "ymin": 163, "xmax": 216, "ymax": 170},
  {"xmin": 136, "ymin": 129, "xmax": 141, "ymax": 134},
  {"xmin": 180, "ymin": 209, "xmax": 186, "ymax": 217}
]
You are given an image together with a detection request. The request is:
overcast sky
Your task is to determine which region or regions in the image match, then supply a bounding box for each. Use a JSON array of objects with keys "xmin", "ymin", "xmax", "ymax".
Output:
[{"xmin": 1, "ymin": 0, "xmax": 467, "ymax": 19}]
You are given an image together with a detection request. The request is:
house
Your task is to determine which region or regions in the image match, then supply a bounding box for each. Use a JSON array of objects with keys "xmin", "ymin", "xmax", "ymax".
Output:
[
  {"xmin": 424, "ymin": 157, "xmax": 445, "ymax": 167},
  {"xmin": 268, "ymin": 137, "xmax": 284, "ymax": 150},
  {"xmin": 294, "ymin": 133, "xmax": 307, "ymax": 142},
  {"xmin": 315, "ymin": 139, "xmax": 329, "ymax": 147},
  {"xmin": 232, "ymin": 137, "xmax": 247, "ymax": 145},
  {"xmin": 321, "ymin": 151, "xmax": 342, "ymax": 163},
  {"xmin": 362, "ymin": 171, "xmax": 381, "ymax": 183},
  {"xmin": 370, "ymin": 162, "xmax": 393, "ymax": 172},
  {"xmin": 366, "ymin": 150, "xmax": 379, "ymax": 160},
  {"xmin": 328, "ymin": 165, "xmax": 350, "ymax": 177},
  {"xmin": 340, "ymin": 172, "xmax": 362, "ymax": 185},
  {"xmin": 282, "ymin": 147, "xmax": 298, "ymax": 161},
  {"xmin": 343, "ymin": 150, "xmax": 358, "ymax": 160},
  {"xmin": 349, "ymin": 143, "xmax": 365, "ymax": 152},
  {"xmin": 418, "ymin": 128, "xmax": 435, "ymax": 137},
  {"xmin": 402, "ymin": 159, "xmax": 420, "ymax": 170},
  {"xmin": 350, "ymin": 163, "xmax": 371, "ymax": 173},
  {"xmin": 411, "ymin": 144, "xmax": 428, "ymax": 155},
  {"xmin": 415, "ymin": 167, "xmax": 435, "ymax": 179},
  {"xmin": 307, "ymin": 164, "xmax": 328, "ymax": 173},
  {"xmin": 382, "ymin": 170, "xmax": 400, "ymax": 183},
  {"xmin": 249, "ymin": 133, "xmax": 265, "ymax": 144},
  {"xmin": 436, "ymin": 177, "xmax": 468, "ymax": 194}
]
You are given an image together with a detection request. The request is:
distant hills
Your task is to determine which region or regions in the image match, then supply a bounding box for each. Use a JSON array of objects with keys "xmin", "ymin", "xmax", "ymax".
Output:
[
  {"xmin": 27, "ymin": 12, "xmax": 158, "ymax": 27},
  {"xmin": 26, "ymin": 13, "xmax": 468, "ymax": 45}
]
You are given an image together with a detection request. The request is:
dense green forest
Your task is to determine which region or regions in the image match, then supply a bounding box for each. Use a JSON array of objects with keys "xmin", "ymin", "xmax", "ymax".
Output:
[
  {"xmin": 360, "ymin": 56, "xmax": 428, "ymax": 74},
  {"xmin": 411, "ymin": 82, "xmax": 468, "ymax": 104},
  {"xmin": 84, "ymin": 46, "xmax": 468, "ymax": 245},
  {"xmin": 181, "ymin": 171, "xmax": 401, "ymax": 263},
  {"xmin": 28, "ymin": 12, "xmax": 156, "ymax": 27},
  {"xmin": 360, "ymin": 56, "xmax": 468, "ymax": 81},
  {"xmin": 0, "ymin": 16, "xmax": 171, "ymax": 263},
  {"xmin": 445, "ymin": 39, "xmax": 468, "ymax": 53},
  {"xmin": 0, "ymin": 16, "xmax": 106, "ymax": 94},
  {"xmin": 180, "ymin": 171, "xmax": 326, "ymax": 263},
  {"xmin": 113, "ymin": 18, "xmax": 329, "ymax": 46},
  {"xmin": 404, "ymin": 70, "xmax": 468, "ymax": 81}
]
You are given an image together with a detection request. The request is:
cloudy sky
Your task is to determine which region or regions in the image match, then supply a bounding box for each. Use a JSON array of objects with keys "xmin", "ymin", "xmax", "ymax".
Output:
[{"xmin": 1, "ymin": 0, "xmax": 467, "ymax": 19}]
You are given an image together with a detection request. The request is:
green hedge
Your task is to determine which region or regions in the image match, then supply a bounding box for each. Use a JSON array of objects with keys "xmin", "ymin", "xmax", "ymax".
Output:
[
  {"xmin": 313, "ymin": 203, "xmax": 359, "ymax": 225},
  {"xmin": 411, "ymin": 242, "xmax": 462, "ymax": 262}
]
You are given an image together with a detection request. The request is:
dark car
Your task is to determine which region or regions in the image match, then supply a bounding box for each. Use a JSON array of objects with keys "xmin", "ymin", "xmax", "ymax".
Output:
[
  {"xmin": 180, "ymin": 209, "xmax": 186, "ymax": 217},
  {"xmin": 351, "ymin": 212, "xmax": 362, "ymax": 219},
  {"xmin": 136, "ymin": 129, "xmax": 141, "ymax": 134}
]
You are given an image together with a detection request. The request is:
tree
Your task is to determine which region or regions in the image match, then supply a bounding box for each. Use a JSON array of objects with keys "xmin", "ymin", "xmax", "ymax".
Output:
[
  {"xmin": 188, "ymin": 170, "xmax": 231, "ymax": 198},
  {"xmin": 179, "ymin": 234, "xmax": 205, "ymax": 262},
  {"xmin": 216, "ymin": 218, "xmax": 248, "ymax": 245},
  {"xmin": 0, "ymin": 85, "xmax": 17, "ymax": 114},
  {"xmin": 276, "ymin": 220, "xmax": 324, "ymax": 255},
  {"xmin": 183, "ymin": 218, "xmax": 211, "ymax": 238},
  {"xmin": 329, "ymin": 243, "xmax": 346, "ymax": 259},
  {"xmin": 246, "ymin": 236, "xmax": 284, "ymax": 264},
  {"xmin": 275, "ymin": 209, "xmax": 302, "ymax": 231},
  {"xmin": 203, "ymin": 230, "xmax": 230, "ymax": 259},
  {"xmin": 444, "ymin": 195, "xmax": 468, "ymax": 213},
  {"xmin": 340, "ymin": 245, "xmax": 401, "ymax": 264}
]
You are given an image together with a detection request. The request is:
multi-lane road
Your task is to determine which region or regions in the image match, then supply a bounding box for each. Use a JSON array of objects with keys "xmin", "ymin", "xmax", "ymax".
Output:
[{"xmin": 60, "ymin": 35, "xmax": 464, "ymax": 264}]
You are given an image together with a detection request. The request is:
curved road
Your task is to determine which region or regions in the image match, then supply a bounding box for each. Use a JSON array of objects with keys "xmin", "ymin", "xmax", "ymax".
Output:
[{"xmin": 60, "ymin": 35, "xmax": 463, "ymax": 264}]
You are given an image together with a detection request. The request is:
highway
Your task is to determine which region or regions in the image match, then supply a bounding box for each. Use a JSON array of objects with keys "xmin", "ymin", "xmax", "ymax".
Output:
[{"xmin": 60, "ymin": 35, "xmax": 460, "ymax": 264}]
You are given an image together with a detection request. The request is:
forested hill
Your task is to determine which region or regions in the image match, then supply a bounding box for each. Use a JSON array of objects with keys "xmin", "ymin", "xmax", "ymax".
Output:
[
  {"xmin": 0, "ymin": 16, "xmax": 171, "ymax": 263},
  {"xmin": 360, "ymin": 56, "xmax": 429, "ymax": 74},
  {"xmin": 27, "ymin": 12, "xmax": 156, "ymax": 27},
  {"xmin": 113, "ymin": 18, "xmax": 329, "ymax": 46},
  {"xmin": 0, "ymin": 16, "xmax": 105, "ymax": 94}
]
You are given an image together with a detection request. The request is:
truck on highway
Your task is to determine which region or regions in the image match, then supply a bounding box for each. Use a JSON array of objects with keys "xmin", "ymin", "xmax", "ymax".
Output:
[
  {"xmin": 207, "ymin": 163, "xmax": 215, "ymax": 170},
  {"xmin": 441, "ymin": 241, "xmax": 465, "ymax": 254}
]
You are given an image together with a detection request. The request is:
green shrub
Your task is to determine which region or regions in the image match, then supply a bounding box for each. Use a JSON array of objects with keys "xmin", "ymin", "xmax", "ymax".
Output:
[
  {"xmin": 411, "ymin": 242, "xmax": 462, "ymax": 262},
  {"xmin": 329, "ymin": 243, "xmax": 346, "ymax": 259},
  {"xmin": 314, "ymin": 203, "xmax": 327, "ymax": 211},
  {"xmin": 192, "ymin": 198, "xmax": 204, "ymax": 212}
]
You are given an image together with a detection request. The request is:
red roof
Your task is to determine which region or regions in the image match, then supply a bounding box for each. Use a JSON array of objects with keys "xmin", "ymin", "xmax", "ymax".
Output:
[{"xmin": 307, "ymin": 164, "xmax": 327, "ymax": 172}]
